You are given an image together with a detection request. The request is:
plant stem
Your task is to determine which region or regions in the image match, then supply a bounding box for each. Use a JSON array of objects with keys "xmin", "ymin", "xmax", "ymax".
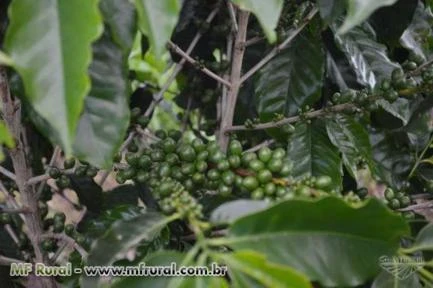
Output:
[
  {"xmin": 408, "ymin": 134, "xmax": 433, "ymax": 179},
  {"xmin": 0, "ymin": 255, "xmax": 24, "ymax": 266},
  {"xmin": 225, "ymin": 103, "xmax": 354, "ymax": 132},
  {"xmin": 0, "ymin": 67, "xmax": 57, "ymax": 287},
  {"xmin": 218, "ymin": 10, "xmax": 250, "ymax": 151}
]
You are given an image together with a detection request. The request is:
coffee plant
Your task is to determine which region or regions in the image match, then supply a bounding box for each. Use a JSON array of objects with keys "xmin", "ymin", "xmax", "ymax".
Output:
[{"xmin": 1, "ymin": 0, "xmax": 433, "ymax": 287}]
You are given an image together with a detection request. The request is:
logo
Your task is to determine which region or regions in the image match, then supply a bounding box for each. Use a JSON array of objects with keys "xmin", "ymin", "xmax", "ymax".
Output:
[{"xmin": 379, "ymin": 256, "xmax": 425, "ymax": 280}]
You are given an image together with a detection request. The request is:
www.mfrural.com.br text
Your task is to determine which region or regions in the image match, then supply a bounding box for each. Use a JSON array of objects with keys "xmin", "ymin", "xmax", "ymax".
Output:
[{"xmin": 9, "ymin": 262, "xmax": 228, "ymax": 277}]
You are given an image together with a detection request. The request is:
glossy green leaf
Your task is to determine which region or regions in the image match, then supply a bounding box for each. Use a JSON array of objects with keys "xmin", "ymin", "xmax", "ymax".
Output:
[
  {"xmin": 337, "ymin": 0, "xmax": 398, "ymax": 34},
  {"xmin": 256, "ymin": 31, "xmax": 324, "ymax": 122},
  {"xmin": 333, "ymin": 22, "xmax": 399, "ymax": 89},
  {"xmin": 135, "ymin": 0, "xmax": 180, "ymax": 56},
  {"xmin": 317, "ymin": 0, "xmax": 346, "ymax": 24},
  {"xmin": 409, "ymin": 223, "xmax": 433, "ymax": 251},
  {"xmin": 82, "ymin": 212, "xmax": 178, "ymax": 288},
  {"xmin": 370, "ymin": 129, "xmax": 414, "ymax": 187},
  {"xmin": 287, "ymin": 121, "xmax": 342, "ymax": 191},
  {"xmin": 210, "ymin": 200, "xmax": 269, "ymax": 224},
  {"xmin": 4, "ymin": 0, "xmax": 103, "ymax": 155},
  {"xmin": 99, "ymin": 0, "xmax": 136, "ymax": 52},
  {"xmin": 221, "ymin": 197, "xmax": 409, "ymax": 287},
  {"xmin": 377, "ymin": 98, "xmax": 411, "ymax": 127},
  {"xmin": 215, "ymin": 250, "xmax": 311, "ymax": 288},
  {"xmin": 231, "ymin": 0, "xmax": 283, "ymax": 42},
  {"xmin": 73, "ymin": 0, "xmax": 135, "ymax": 168},
  {"xmin": 326, "ymin": 114, "xmax": 376, "ymax": 178},
  {"xmin": 400, "ymin": 2, "xmax": 433, "ymax": 61}
]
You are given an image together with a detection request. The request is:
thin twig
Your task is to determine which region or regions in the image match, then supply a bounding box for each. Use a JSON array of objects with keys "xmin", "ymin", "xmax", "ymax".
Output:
[
  {"xmin": 136, "ymin": 127, "xmax": 161, "ymax": 142},
  {"xmin": 245, "ymin": 36, "xmax": 265, "ymax": 47},
  {"xmin": 408, "ymin": 135, "xmax": 433, "ymax": 179},
  {"xmin": 4, "ymin": 224, "xmax": 19, "ymax": 244},
  {"xmin": 245, "ymin": 139, "xmax": 275, "ymax": 153},
  {"xmin": 143, "ymin": 7, "xmax": 220, "ymax": 118},
  {"xmin": 240, "ymin": 7, "xmax": 318, "ymax": 84},
  {"xmin": 0, "ymin": 166, "xmax": 16, "ymax": 181},
  {"xmin": 35, "ymin": 146, "xmax": 60, "ymax": 200},
  {"xmin": 167, "ymin": 41, "xmax": 232, "ymax": 88},
  {"xmin": 0, "ymin": 255, "xmax": 24, "ymax": 266},
  {"xmin": 398, "ymin": 201, "xmax": 433, "ymax": 212},
  {"xmin": 225, "ymin": 103, "xmax": 354, "ymax": 132},
  {"xmin": 28, "ymin": 169, "xmax": 74, "ymax": 186},
  {"xmin": 227, "ymin": 1, "xmax": 238, "ymax": 32},
  {"xmin": 0, "ymin": 206, "xmax": 31, "ymax": 214}
]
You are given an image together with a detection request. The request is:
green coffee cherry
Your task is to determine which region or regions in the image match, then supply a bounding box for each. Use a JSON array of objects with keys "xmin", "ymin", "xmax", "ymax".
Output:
[
  {"xmin": 63, "ymin": 158, "xmax": 76, "ymax": 169},
  {"xmin": 229, "ymin": 140, "xmax": 243, "ymax": 155},
  {"xmin": 258, "ymin": 147, "xmax": 272, "ymax": 163},
  {"xmin": 242, "ymin": 176, "xmax": 259, "ymax": 190},
  {"xmin": 384, "ymin": 188, "xmax": 394, "ymax": 200},
  {"xmin": 257, "ymin": 170, "xmax": 272, "ymax": 184},
  {"xmin": 48, "ymin": 167, "xmax": 61, "ymax": 179}
]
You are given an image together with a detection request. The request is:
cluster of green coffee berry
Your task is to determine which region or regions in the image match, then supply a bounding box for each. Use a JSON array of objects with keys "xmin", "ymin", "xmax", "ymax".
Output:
[
  {"xmin": 47, "ymin": 158, "xmax": 99, "ymax": 190},
  {"xmin": 130, "ymin": 107, "xmax": 150, "ymax": 129},
  {"xmin": 157, "ymin": 178, "xmax": 203, "ymax": 219}
]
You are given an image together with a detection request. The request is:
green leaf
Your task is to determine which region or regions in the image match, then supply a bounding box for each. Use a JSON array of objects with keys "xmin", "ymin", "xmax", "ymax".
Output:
[
  {"xmin": 210, "ymin": 200, "xmax": 269, "ymax": 224},
  {"xmin": 337, "ymin": 0, "xmax": 398, "ymax": 34},
  {"xmin": 135, "ymin": 0, "xmax": 180, "ymax": 57},
  {"xmin": 370, "ymin": 129, "xmax": 414, "ymax": 187},
  {"xmin": 215, "ymin": 250, "xmax": 311, "ymax": 288},
  {"xmin": 408, "ymin": 223, "xmax": 433, "ymax": 252},
  {"xmin": 400, "ymin": 2, "xmax": 433, "ymax": 61},
  {"xmin": 372, "ymin": 270, "xmax": 422, "ymax": 288},
  {"xmin": 256, "ymin": 30, "xmax": 324, "ymax": 123},
  {"xmin": 287, "ymin": 121, "xmax": 342, "ymax": 191},
  {"xmin": 73, "ymin": 0, "xmax": 135, "ymax": 168},
  {"xmin": 0, "ymin": 121, "xmax": 14, "ymax": 161},
  {"xmin": 317, "ymin": 0, "xmax": 346, "ymax": 24},
  {"xmin": 221, "ymin": 197, "xmax": 409, "ymax": 287},
  {"xmin": 4, "ymin": 0, "xmax": 103, "ymax": 155},
  {"xmin": 82, "ymin": 212, "xmax": 178, "ymax": 288},
  {"xmin": 230, "ymin": 0, "xmax": 283, "ymax": 43},
  {"xmin": 99, "ymin": 0, "xmax": 137, "ymax": 52},
  {"xmin": 333, "ymin": 22, "xmax": 399, "ymax": 89},
  {"xmin": 326, "ymin": 114, "xmax": 376, "ymax": 178},
  {"xmin": 377, "ymin": 98, "xmax": 411, "ymax": 127}
]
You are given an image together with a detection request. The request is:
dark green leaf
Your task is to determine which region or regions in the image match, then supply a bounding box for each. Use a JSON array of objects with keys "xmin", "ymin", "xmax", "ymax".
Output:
[
  {"xmin": 369, "ymin": 0, "xmax": 418, "ymax": 45},
  {"xmin": 215, "ymin": 250, "xmax": 311, "ymax": 288},
  {"xmin": 370, "ymin": 129, "xmax": 414, "ymax": 187},
  {"xmin": 99, "ymin": 0, "xmax": 136, "ymax": 52},
  {"xmin": 287, "ymin": 121, "xmax": 342, "ymax": 191},
  {"xmin": 400, "ymin": 2, "xmax": 433, "ymax": 61},
  {"xmin": 135, "ymin": 0, "xmax": 181, "ymax": 56},
  {"xmin": 82, "ymin": 212, "xmax": 177, "ymax": 288},
  {"xmin": 377, "ymin": 99, "xmax": 411, "ymax": 127},
  {"xmin": 256, "ymin": 31, "xmax": 324, "ymax": 122},
  {"xmin": 210, "ymin": 200, "xmax": 269, "ymax": 224},
  {"xmin": 4, "ymin": 0, "xmax": 103, "ymax": 154},
  {"xmin": 326, "ymin": 114, "xmax": 376, "ymax": 178},
  {"xmin": 333, "ymin": 22, "xmax": 399, "ymax": 89},
  {"xmin": 337, "ymin": 0, "xmax": 398, "ymax": 34},
  {"xmin": 73, "ymin": 0, "xmax": 135, "ymax": 168},
  {"xmin": 230, "ymin": 0, "xmax": 283, "ymax": 43},
  {"xmin": 223, "ymin": 197, "xmax": 409, "ymax": 287},
  {"xmin": 73, "ymin": 29, "xmax": 130, "ymax": 168},
  {"xmin": 317, "ymin": 0, "xmax": 346, "ymax": 24}
]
